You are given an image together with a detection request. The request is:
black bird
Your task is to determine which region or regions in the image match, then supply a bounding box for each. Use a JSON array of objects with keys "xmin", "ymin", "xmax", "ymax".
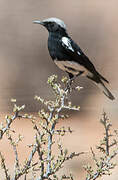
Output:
[{"xmin": 33, "ymin": 17, "xmax": 115, "ymax": 100}]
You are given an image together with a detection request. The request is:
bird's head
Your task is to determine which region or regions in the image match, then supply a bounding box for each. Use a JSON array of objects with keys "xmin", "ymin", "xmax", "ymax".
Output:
[{"xmin": 33, "ymin": 17, "xmax": 67, "ymax": 33}]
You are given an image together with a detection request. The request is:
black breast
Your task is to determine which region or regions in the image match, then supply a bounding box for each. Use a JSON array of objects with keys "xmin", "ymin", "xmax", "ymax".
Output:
[{"xmin": 48, "ymin": 32, "xmax": 70, "ymax": 61}]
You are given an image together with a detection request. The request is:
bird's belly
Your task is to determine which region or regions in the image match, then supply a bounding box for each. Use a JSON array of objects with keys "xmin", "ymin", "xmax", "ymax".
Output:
[{"xmin": 54, "ymin": 60, "xmax": 88, "ymax": 76}]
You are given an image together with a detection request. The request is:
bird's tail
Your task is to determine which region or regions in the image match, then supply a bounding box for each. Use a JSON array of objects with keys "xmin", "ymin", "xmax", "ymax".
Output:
[{"xmin": 97, "ymin": 81, "xmax": 115, "ymax": 100}]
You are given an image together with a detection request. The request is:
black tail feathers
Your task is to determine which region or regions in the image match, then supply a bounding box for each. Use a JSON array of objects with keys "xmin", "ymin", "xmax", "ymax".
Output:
[
  {"xmin": 87, "ymin": 72, "xmax": 115, "ymax": 100},
  {"xmin": 97, "ymin": 81, "xmax": 115, "ymax": 100},
  {"xmin": 97, "ymin": 72, "xmax": 109, "ymax": 83}
]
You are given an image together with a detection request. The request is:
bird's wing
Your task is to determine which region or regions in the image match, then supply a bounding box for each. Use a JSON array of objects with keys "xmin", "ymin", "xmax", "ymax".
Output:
[
  {"xmin": 61, "ymin": 36, "xmax": 97, "ymax": 73},
  {"xmin": 61, "ymin": 37, "xmax": 109, "ymax": 83}
]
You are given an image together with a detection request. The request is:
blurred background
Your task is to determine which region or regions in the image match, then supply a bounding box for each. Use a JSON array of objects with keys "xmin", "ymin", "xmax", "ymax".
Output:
[
  {"xmin": 0, "ymin": 0, "xmax": 118, "ymax": 112},
  {"xmin": 0, "ymin": 0, "xmax": 118, "ymax": 179}
]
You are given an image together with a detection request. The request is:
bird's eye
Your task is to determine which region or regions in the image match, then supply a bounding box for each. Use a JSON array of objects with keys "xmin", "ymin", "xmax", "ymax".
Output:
[{"xmin": 47, "ymin": 22, "xmax": 58, "ymax": 31}]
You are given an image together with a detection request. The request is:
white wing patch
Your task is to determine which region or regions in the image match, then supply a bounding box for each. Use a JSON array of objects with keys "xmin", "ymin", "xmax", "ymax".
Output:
[
  {"xmin": 62, "ymin": 37, "xmax": 74, "ymax": 52},
  {"xmin": 62, "ymin": 37, "xmax": 81, "ymax": 55},
  {"xmin": 77, "ymin": 51, "xmax": 81, "ymax": 55}
]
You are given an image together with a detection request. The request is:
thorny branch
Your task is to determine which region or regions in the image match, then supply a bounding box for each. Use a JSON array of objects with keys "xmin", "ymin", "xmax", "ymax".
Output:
[
  {"xmin": 0, "ymin": 151, "xmax": 10, "ymax": 180},
  {"xmin": 0, "ymin": 111, "xmax": 19, "ymax": 140},
  {"xmin": 0, "ymin": 75, "xmax": 81, "ymax": 180},
  {"xmin": 0, "ymin": 101, "xmax": 25, "ymax": 140},
  {"xmin": 84, "ymin": 112, "xmax": 118, "ymax": 180},
  {"xmin": 0, "ymin": 75, "xmax": 118, "ymax": 180},
  {"xmin": 34, "ymin": 75, "xmax": 81, "ymax": 179}
]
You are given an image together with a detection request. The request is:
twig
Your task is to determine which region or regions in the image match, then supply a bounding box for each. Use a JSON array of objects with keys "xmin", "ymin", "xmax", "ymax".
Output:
[
  {"xmin": 0, "ymin": 111, "xmax": 19, "ymax": 140},
  {"xmin": 46, "ymin": 110, "xmax": 54, "ymax": 176},
  {"xmin": 13, "ymin": 145, "xmax": 37, "ymax": 180},
  {"xmin": 85, "ymin": 112, "xmax": 118, "ymax": 180},
  {"xmin": 36, "ymin": 134, "xmax": 45, "ymax": 178},
  {"xmin": 0, "ymin": 151, "xmax": 10, "ymax": 180}
]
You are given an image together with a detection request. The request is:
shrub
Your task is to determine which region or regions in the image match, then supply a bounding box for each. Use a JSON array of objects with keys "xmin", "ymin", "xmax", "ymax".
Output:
[{"xmin": 0, "ymin": 75, "xmax": 117, "ymax": 180}]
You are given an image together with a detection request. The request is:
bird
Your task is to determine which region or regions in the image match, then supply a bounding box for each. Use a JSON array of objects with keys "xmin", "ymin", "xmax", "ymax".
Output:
[{"xmin": 33, "ymin": 17, "xmax": 115, "ymax": 100}]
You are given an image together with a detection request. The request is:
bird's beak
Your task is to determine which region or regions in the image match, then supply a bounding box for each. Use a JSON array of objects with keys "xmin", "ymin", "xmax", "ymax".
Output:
[{"xmin": 33, "ymin": 20, "xmax": 44, "ymax": 25}]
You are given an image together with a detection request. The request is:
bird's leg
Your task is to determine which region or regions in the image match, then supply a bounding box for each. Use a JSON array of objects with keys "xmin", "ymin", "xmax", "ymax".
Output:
[
  {"xmin": 65, "ymin": 73, "xmax": 75, "ymax": 92},
  {"xmin": 66, "ymin": 71, "xmax": 84, "ymax": 92},
  {"xmin": 66, "ymin": 80, "xmax": 72, "ymax": 93},
  {"xmin": 65, "ymin": 71, "xmax": 84, "ymax": 92}
]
